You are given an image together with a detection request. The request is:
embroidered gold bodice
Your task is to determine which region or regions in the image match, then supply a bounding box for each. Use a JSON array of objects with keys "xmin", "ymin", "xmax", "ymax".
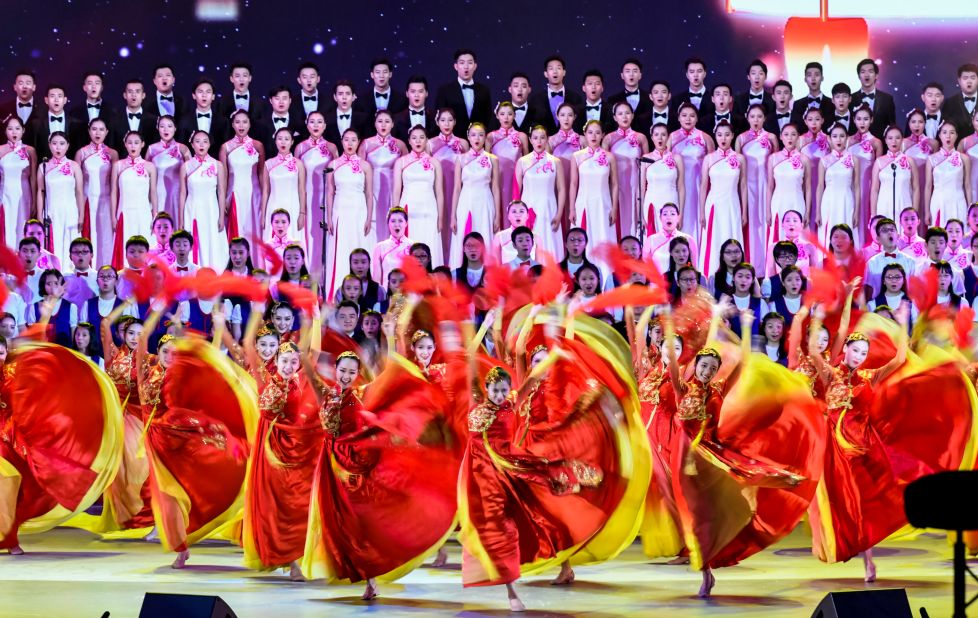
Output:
[
  {"xmin": 825, "ymin": 365, "xmax": 874, "ymax": 412},
  {"xmin": 107, "ymin": 347, "xmax": 135, "ymax": 387},
  {"xmin": 676, "ymin": 379, "xmax": 721, "ymax": 422},
  {"xmin": 138, "ymin": 359, "xmax": 164, "ymax": 408}
]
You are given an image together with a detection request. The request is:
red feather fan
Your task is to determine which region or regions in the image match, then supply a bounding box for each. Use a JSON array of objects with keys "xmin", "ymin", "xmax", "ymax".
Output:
[
  {"xmin": 254, "ymin": 237, "xmax": 284, "ymax": 276},
  {"xmin": 576, "ymin": 285, "xmax": 668, "ymax": 316},
  {"xmin": 277, "ymin": 281, "xmax": 319, "ymax": 315},
  {"xmin": 0, "ymin": 243, "xmax": 27, "ymax": 284},
  {"xmin": 531, "ymin": 250, "xmax": 565, "ymax": 305}
]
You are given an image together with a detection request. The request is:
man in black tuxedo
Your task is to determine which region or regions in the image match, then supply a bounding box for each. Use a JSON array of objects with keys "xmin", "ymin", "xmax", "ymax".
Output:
[
  {"xmin": 527, "ymin": 55, "xmax": 583, "ymax": 135},
  {"xmin": 151, "ymin": 64, "xmax": 184, "ymax": 122},
  {"xmin": 218, "ymin": 62, "xmax": 262, "ymax": 124},
  {"xmin": 434, "ymin": 48, "xmax": 492, "ymax": 137},
  {"xmin": 31, "ymin": 84, "xmax": 83, "ymax": 159},
  {"xmin": 574, "ymin": 69, "xmax": 615, "ymax": 134},
  {"xmin": 850, "ymin": 58, "xmax": 896, "ymax": 139},
  {"xmin": 790, "ymin": 62, "xmax": 835, "ymax": 127},
  {"xmin": 942, "ymin": 62, "xmax": 978, "ymax": 141},
  {"xmin": 393, "ymin": 75, "xmax": 437, "ymax": 140},
  {"xmin": 764, "ymin": 79, "xmax": 795, "ymax": 140},
  {"xmin": 289, "ymin": 62, "xmax": 332, "ymax": 133},
  {"xmin": 697, "ymin": 83, "xmax": 746, "ymax": 137},
  {"xmin": 609, "ymin": 57, "xmax": 652, "ymax": 134},
  {"xmin": 68, "ymin": 71, "xmax": 115, "ymax": 146},
  {"xmin": 177, "ymin": 78, "xmax": 227, "ymax": 157},
  {"xmin": 112, "ymin": 78, "xmax": 158, "ymax": 152},
  {"xmin": 646, "ymin": 79, "xmax": 680, "ymax": 134},
  {"xmin": 0, "ymin": 70, "xmax": 41, "ymax": 145},
  {"xmin": 256, "ymin": 86, "xmax": 304, "ymax": 154},
  {"xmin": 828, "ymin": 82, "xmax": 858, "ymax": 136},
  {"xmin": 671, "ymin": 57, "xmax": 715, "ymax": 124},
  {"xmin": 324, "ymin": 80, "xmax": 369, "ymax": 148},
  {"xmin": 495, "ymin": 72, "xmax": 537, "ymax": 133},
  {"xmin": 355, "ymin": 58, "xmax": 408, "ymax": 136},
  {"xmin": 734, "ymin": 59, "xmax": 775, "ymax": 117}
]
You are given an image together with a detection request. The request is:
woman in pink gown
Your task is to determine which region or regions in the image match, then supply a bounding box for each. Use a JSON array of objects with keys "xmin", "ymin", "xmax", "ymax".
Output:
[
  {"xmin": 487, "ymin": 102, "xmax": 528, "ymax": 211},
  {"xmin": 735, "ymin": 105, "xmax": 778, "ymax": 271},
  {"xmin": 0, "ymin": 118, "xmax": 36, "ymax": 249},
  {"xmin": 325, "ymin": 130, "xmax": 374, "ymax": 300},
  {"xmin": 146, "ymin": 115, "xmax": 190, "ymax": 223},
  {"xmin": 603, "ymin": 101, "xmax": 649, "ymax": 239},
  {"xmin": 847, "ymin": 106, "xmax": 882, "ymax": 242},
  {"xmin": 670, "ymin": 103, "xmax": 714, "ymax": 235},
  {"xmin": 294, "ymin": 112, "xmax": 337, "ymax": 266},
  {"xmin": 548, "ymin": 103, "xmax": 583, "ymax": 234},
  {"xmin": 902, "ymin": 109, "xmax": 937, "ymax": 215},
  {"xmin": 219, "ymin": 110, "xmax": 265, "ymax": 254},
  {"xmin": 818, "ymin": 124, "xmax": 860, "ymax": 247},
  {"xmin": 800, "ymin": 108, "xmax": 830, "ymax": 233},
  {"xmin": 429, "ymin": 109, "xmax": 468, "ymax": 258},
  {"xmin": 393, "ymin": 127, "xmax": 445, "ymax": 268},
  {"xmin": 957, "ymin": 110, "xmax": 978, "ymax": 206},
  {"xmin": 75, "ymin": 118, "xmax": 118, "ymax": 265},
  {"xmin": 358, "ymin": 110, "xmax": 407, "ymax": 243}
]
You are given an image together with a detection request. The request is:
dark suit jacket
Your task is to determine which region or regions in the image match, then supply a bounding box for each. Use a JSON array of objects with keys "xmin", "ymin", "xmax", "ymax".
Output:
[
  {"xmin": 825, "ymin": 111, "xmax": 859, "ymax": 136},
  {"xmin": 671, "ymin": 91, "xmax": 716, "ymax": 125},
  {"xmin": 218, "ymin": 92, "xmax": 264, "ymax": 125},
  {"xmin": 31, "ymin": 112, "xmax": 84, "ymax": 159},
  {"xmin": 255, "ymin": 114, "xmax": 304, "ymax": 155},
  {"xmin": 527, "ymin": 88, "xmax": 584, "ymax": 135},
  {"xmin": 733, "ymin": 91, "xmax": 776, "ymax": 117},
  {"xmin": 393, "ymin": 108, "xmax": 438, "ymax": 141},
  {"xmin": 354, "ymin": 88, "xmax": 409, "ymax": 129},
  {"xmin": 434, "ymin": 80, "xmax": 493, "ymax": 137},
  {"xmin": 323, "ymin": 110, "xmax": 370, "ymax": 148},
  {"xmin": 943, "ymin": 93, "xmax": 977, "ymax": 141},
  {"xmin": 152, "ymin": 92, "xmax": 185, "ymax": 122},
  {"xmin": 789, "ymin": 95, "xmax": 835, "ymax": 128},
  {"xmin": 488, "ymin": 101, "xmax": 540, "ymax": 134},
  {"xmin": 609, "ymin": 89, "xmax": 653, "ymax": 135},
  {"xmin": 850, "ymin": 89, "xmax": 896, "ymax": 139},
  {"xmin": 0, "ymin": 100, "xmax": 42, "ymax": 145},
  {"xmin": 177, "ymin": 109, "xmax": 229, "ymax": 157},
  {"xmin": 110, "ymin": 108, "xmax": 159, "ymax": 153},
  {"xmin": 289, "ymin": 92, "xmax": 332, "ymax": 138},
  {"xmin": 68, "ymin": 101, "xmax": 116, "ymax": 145},
  {"xmin": 763, "ymin": 111, "xmax": 793, "ymax": 145},
  {"xmin": 573, "ymin": 101, "xmax": 617, "ymax": 135},
  {"xmin": 697, "ymin": 110, "xmax": 748, "ymax": 137}
]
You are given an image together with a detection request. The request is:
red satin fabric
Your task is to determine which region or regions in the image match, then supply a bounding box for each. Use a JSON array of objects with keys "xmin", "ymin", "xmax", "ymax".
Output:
[
  {"xmin": 0, "ymin": 346, "xmax": 108, "ymax": 548},
  {"xmin": 105, "ymin": 347, "xmax": 153, "ymax": 529},
  {"xmin": 244, "ymin": 375, "xmax": 323, "ymax": 568}
]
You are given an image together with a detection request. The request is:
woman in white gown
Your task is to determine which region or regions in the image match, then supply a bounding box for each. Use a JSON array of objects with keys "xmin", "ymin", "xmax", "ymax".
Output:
[
  {"xmin": 604, "ymin": 101, "xmax": 649, "ymax": 238},
  {"xmin": 515, "ymin": 125, "xmax": 565, "ymax": 258},
  {"xmin": 670, "ymin": 103, "xmax": 715, "ymax": 235},
  {"xmin": 958, "ymin": 111, "xmax": 978, "ymax": 206},
  {"xmin": 261, "ymin": 128, "xmax": 308, "ymax": 255},
  {"xmin": 487, "ymin": 102, "xmax": 527, "ymax": 214},
  {"xmin": 817, "ymin": 123, "xmax": 860, "ymax": 247},
  {"xmin": 871, "ymin": 126, "xmax": 918, "ymax": 223},
  {"xmin": 179, "ymin": 131, "xmax": 227, "ymax": 269},
  {"xmin": 570, "ymin": 120, "xmax": 618, "ymax": 277},
  {"xmin": 903, "ymin": 109, "xmax": 938, "ymax": 215},
  {"xmin": 294, "ymin": 111, "xmax": 336, "ymax": 266},
  {"xmin": 450, "ymin": 122, "xmax": 500, "ymax": 268},
  {"xmin": 642, "ymin": 123, "xmax": 684, "ymax": 238},
  {"xmin": 846, "ymin": 106, "xmax": 882, "ymax": 240},
  {"xmin": 766, "ymin": 123, "xmax": 810, "ymax": 243},
  {"xmin": 325, "ymin": 129, "xmax": 373, "ymax": 300},
  {"xmin": 925, "ymin": 122, "xmax": 972, "ymax": 228},
  {"xmin": 358, "ymin": 110, "xmax": 407, "ymax": 243},
  {"xmin": 219, "ymin": 110, "xmax": 264, "ymax": 254},
  {"xmin": 111, "ymin": 131, "xmax": 157, "ymax": 265},
  {"xmin": 699, "ymin": 122, "xmax": 747, "ymax": 276},
  {"xmin": 393, "ymin": 126, "xmax": 444, "ymax": 268},
  {"xmin": 75, "ymin": 118, "xmax": 117, "ymax": 265},
  {"xmin": 0, "ymin": 117, "xmax": 36, "ymax": 249},
  {"xmin": 735, "ymin": 104, "xmax": 778, "ymax": 270},
  {"xmin": 549, "ymin": 103, "xmax": 583, "ymax": 233},
  {"xmin": 146, "ymin": 115, "xmax": 190, "ymax": 223},
  {"xmin": 37, "ymin": 132, "xmax": 84, "ymax": 267},
  {"xmin": 430, "ymin": 108, "xmax": 468, "ymax": 258}
]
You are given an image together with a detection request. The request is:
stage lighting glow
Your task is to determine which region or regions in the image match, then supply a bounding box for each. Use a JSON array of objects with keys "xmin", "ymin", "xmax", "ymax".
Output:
[
  {"xmin": 118, "ymin": 47, "xmax": 130, "ymax": 58},
  {"xmin": 727, "ymin": 0, "xmax": 978, "ymax": 19},
  {"xmin": 195, "ymin": 0, "xmax": 239, "ymax": 21},
  {"xmin": 313, "ymin": 43, "xmax": 324, "ymax": 54}
]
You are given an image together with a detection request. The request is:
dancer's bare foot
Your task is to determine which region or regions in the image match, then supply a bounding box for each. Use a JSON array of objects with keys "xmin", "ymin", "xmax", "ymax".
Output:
[
  {"xmin": 362, "ymin": 578, "xmax": 378, "ymax": 601},
  {"xmin": 666, "ymin": 555, "xmax": 690, "ymax": 565},
  {"xmin": 863, "ymin": 550, "xmax": 877, "ymax": 583},
  {"xmin": 551, "ymin": 561, "xmax": 575, "ymax": 585},
  {"xmin": 171, "ymin": 550, "xmax": 189, "ymax": 569},
  {"xmin": 697, "ymin": 568, "xmax": 715, "ymax": 598},
  {"xmin": 8, "ymin": 545, "xmax": 23, "ymax": 555},
  {"xmin": 431, "ymin": 546, "xmax": 448, "ymax": 567},
  {"xmin": 289, "ymin": 561, "xmax": 306, "ymax": 582},
  {"xmin": 506, "ymin": 583, "xmax": 525, "ymax": 612},
  {"xmin": 144, "ymin": 527, "xmax": 159, "ymax": 543}
]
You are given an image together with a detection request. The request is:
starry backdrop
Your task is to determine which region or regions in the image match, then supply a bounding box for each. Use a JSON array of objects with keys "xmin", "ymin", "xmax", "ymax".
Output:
[{"xmin": 2, "ymin": 0, "xmax": 977, "ymax": 117}]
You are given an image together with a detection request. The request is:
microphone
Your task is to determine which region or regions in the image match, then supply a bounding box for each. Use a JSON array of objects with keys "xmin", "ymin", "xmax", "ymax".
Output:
[
  {"xmin": 638, "ymin": 156, "xmax": 658, "ymax": 164},
  {"xmin": 322, "ymin": 167, "xmax": 334, "ymax": 175},
  {"xmin": 891, "ymin": 163, "xmax": 897, "ymax": 172}
]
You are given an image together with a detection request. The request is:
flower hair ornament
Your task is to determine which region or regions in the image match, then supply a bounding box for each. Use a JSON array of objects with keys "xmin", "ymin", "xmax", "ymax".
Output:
[
  {"xmin": 411, "ymin": 329, "xmax": 433, "ymax": 345},
  {"xmin": 485, "ymin": 366, "xmax": 512, "ymax": 386},
  {"xmin": 278, "ymin": 341, "xmax": 300, "ymax": 355},
  {"xmin": 845, "ymin": 332, "xmax": 870, "ymax": 345},
  {"xmin": 256, "ymin": 325, "xmax": 278, "ymax": 340},
  {"xmin": 157, "ymin": 334, "xmax": 176, "ymax": 348},
  {"xmin": 695, "ymin": 346, "xmax": 722, "ymax": 363},
  {"xmin": 336, "ymin": 350, "xmax": 361, "ymax": 365}
]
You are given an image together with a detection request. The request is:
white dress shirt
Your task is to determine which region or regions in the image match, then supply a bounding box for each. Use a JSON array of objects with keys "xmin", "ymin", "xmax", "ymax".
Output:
[
  {"xmin": 407, "ymin": 107, "xmax": 426, "ymax": 130},
  {"xmin": 925, "ymin": 112, "xmax": 942, "ymax": 139},
  {"xmin": 336, "ymin": 108, "xmax": 353, "ymax": 135},
  {"xmin": 688, "ymin": 88, "xmax": 707, "ymax": 110},
  {"xmin": 459, "ymin": 78, "xmax": 475, "ymax": 117},
  {"xmin": 86, "ymin": 100, "xmax": 103, "ymax": 122},
  {"xmin": 915, "ymin": 259, "xmax": 965, "ymax": 295},
  {"xmin": 864, "ymin": 250, "xmax": 917, "ymax": 297},
  {"xmin": 48, "ymin": 111, "xmax": 65, "ymax": 136},
  {"xmin": 650, "ymin": 107, "xmax": 670, "ymax": 126},
  {"xmin": 374, "ymin": 88, "xmax": 391, "ymax": 111},
  {"xmin": 512, "ymin": 101, "xmax": 527, "ymax": 127},
  {"xmin": 965, "ymin": 93, "xmax": 977, "ymax": 116},
  {"xmin": 860, "ymin": 89, "xmax": 877, "ymax": 111},
  {"xmin": 233, "ymin": 91, "xmax": 250, "ymax": 111},
  {"xmin": 126, "ymin": 107, "xmax": 144, "ymax": 131},
  {"xmin": 16, "ymin": 99, "xmax": 33, "ymax": 124},
  {"xmin": 156, "ymin": 91, "xmax": 176, "ymax": 117},
  {"xmin": 194, "ymin": 108, "xmax": 213, "ymax": 133},
  {"xmin": 70, "ymin": 269, "xmax": 99, "ymax": 295},
  {"xmin": 585, "ymin": 101, "xmax": 603, "ymax": 123},
  {"xmin": 302, "ymin": 90, "xmax": 319, "ymax": 116}
]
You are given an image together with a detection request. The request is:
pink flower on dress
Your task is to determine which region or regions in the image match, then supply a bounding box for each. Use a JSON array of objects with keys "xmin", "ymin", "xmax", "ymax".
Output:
[
  {"xmin": 60, "ymin": 162, "xmax": 72, "ymax": 175},
  {"xmin": 948, "ymin": 152, "xmax": 962, "ymax": 167},
  {"xmin": 204, "ymin": 163, "xmax": 218, "ymax": 177},
  {"xmin": 797, "ymin": 244, "xmax": 808, "ymax": 260},
  {"xmin": 447, "ymin": 137, "xmax": 463, "ymax": 154},
  {"xmin": 595, "ymin": 150, "xmax": 609, "ymax": 166},
  {"xmin": 953, "ymin": 252, "xmax": 970, "ymax": 269},
  {"xmin": 814, "ymin": 133, "xmax": 829, "ymax": 153},
  {"xmin": 909, "ymin": 241, "xmax": 926, "ymax": 258},
  {"xmin": 689, "ymin": 134, "xmax": 705, "ymax": 148},
  {"xmin": 478, "ymin": 154, "xmax": 491, "ymax": 169},
  {"xmin": 663, "ymin": 153, "xmax": 676, "ymax": 169},
  {"xmin": 347, "ymin": 156, "xmax": 362, "ymax": 174},
  {"xmin": 789, "ymin": 153, "xmax": 803, "ymax": 169},
  {"xmin": 757, "ymin": 136, "xmax": 771, "ymax": 150},
  {"xmin": 421, "ymin": 156, "xmax": 432, "ymax": 171},
  {"xmin": 842, "ymin": 154, "xmax": 854, "ymax": 169},
  {"xmin": 94, "ymin": 144, "xmax": 111, "ymax": 163},
  {"xmin": 386, "ymin": 138, "xmax": 399, "ymax": 154},
  {"xmin": 618, "ymin": 128, "xmax": 639, "ymax": 148},
  {"xmin": 921, "ymin": 140, "xmax": 932, "ymax": 154},
  {"xmin": 897, "ymin": 154, "xmax": 911, "ymax": 170},
  {"xmin": 244, "ymin": 140, "xmax": 257, "ymax": 157},
  {"xmin": 133, "ymin": 161, "xmax": 146, "ymax": 176},
  {"xmin": 284, "ymin": 157, "xmax": 297, "ymax": 173},
  {"xmin": 727, "ymin": 153, "xmax": 740, "ymax": 169},
  {"xmin": 14, "ymin": 146, "xmax": 28, "ymax": 160},
  {"xmin": 540, "ymin": 159, "xmax": 554, "ymax": 173},
  {"xmin": 509, "ymin": 132, "xmax": 522, "ymax": 148},
  {"xmin": 860, "ymin": 139, "xmax": 874, "ymax": 153}
]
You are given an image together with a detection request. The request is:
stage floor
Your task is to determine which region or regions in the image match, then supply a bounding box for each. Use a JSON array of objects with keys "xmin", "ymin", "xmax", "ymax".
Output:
[{"xmin": 0, "ymin": 527, "xmax": 955, "ymax": 617}]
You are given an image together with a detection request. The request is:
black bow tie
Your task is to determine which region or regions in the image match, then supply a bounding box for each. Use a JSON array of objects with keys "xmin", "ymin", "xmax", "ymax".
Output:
[
  {"xmin": 461, "ymin": 83, "xmax": 474, "ymax": 90},
  {"xmin": 835, "ymin": 114, "xmax": 849, "ymax": 121},
  {"xmin": 625, "ymin": 90, "xmax": 639, "ymax": 96},
  {"xmin": 375, "ymin": 92, "xmax": 389, "ymax": 99},
  {"xmin": 339, "ymin": 114, "xmax": 350, "ymax": 120},
  {"xmin": 128, "ymin": 112, "xmax": 142, "ymax": 120},
  {"xmin": 160, "ymin": 95, "xmax": 173, "ymax": 102},
  {"xmin": 550, "ymin": 91, "xmax": 563, "ymax": 98},
  {"xmin": 927, "ymin": 114, "xmax": 939, "ymax": 120},
  {"xmin": 585, "ymin": 105, "xmax": 600, "ymax": 112},
  {"xmin": 653, "ymin": 112, "xmax": 667, "ymax": 119},
  {"xmin": 304, "ymin": 95, "xmax": 316, "ymax": 102},
  {"xmin": 514, "ymin": 105, "xmax": 526, "ymax": 111},
  {"xmin": 863, "ymin": 92, "xmax": 876, "ymax": 100},
  {"xmin": 235, "ymin": 94, "xmax": 248, "ymax": 100},
  {"xmin": 410, "ymin": 110, "xmax": 425, "ymax": 116},
  {"xmin": 273, "ymin": 117, "xmax": 287, "ymax": 123},
  {"xmin": 50, "ymin": 116, "xmax": 63, "ymax": 122},
  {"xmin": 966, "ymin": 96, "xmax": 977, "ymax": 104},
  {"xmin": 716, "ymin": 113, "xmax": 730, "ymax": 120},
  {"xmin": 17, "ymin": 102, "xmax": 31, "ymax": 108},
  {"xmin": 197, "ymin": 112, "xmax": 210, "ymax": 119},
  {"xmin": 777, "ymin": 112, "xmax": 790, "ymax": 119},
  {"xmin": 749, "ymin": 93, "xmax": 763, "ymax": 100},
  {"xmin": 689, "ymin": 92, "xmax": 703, "ymax": 99},
  {"xmin": 87, "ymin": 103, "xmax": 101, "ymax": 109},
  {"xmin": 807, "ymin": 95, "xmax": 821, "ymax": 102}
]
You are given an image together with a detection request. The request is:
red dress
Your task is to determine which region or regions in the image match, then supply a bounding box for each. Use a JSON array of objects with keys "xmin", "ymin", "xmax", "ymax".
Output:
[
  {"xmin": 302, "ymin": 364, "xmax": 459, "ymax": 583},
  {"xmin": 243, "ymin": 373, "xmax": 323, "ymax": 569},
  {"xmin": 0, "ymin": 343, "xmax": 123, "ymax": 549},
  {"xmin": 142, "ymin": 340, "xmax": 255, "ymax": 553}
]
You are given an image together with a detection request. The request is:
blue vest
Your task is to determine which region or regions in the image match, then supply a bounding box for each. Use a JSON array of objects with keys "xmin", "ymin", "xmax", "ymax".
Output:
[
  {"xmin": 185, "ymin": 301, "xmax": 212, "ymax": 335},
  {"xmin": 35, "ymin": 299, "xmax": 73, "ymax": 346},
  {"xmin": 84, "ymin": 296, "xmax": 124, "ymax": 347},
  {"xmin": 728, "ymin": 297, "xmax": 763, "ymax": 337},
  {"xmin": 771, "ymin": 295, "xmax": 799, "ymax": 330},
  {"xmin": 964, "ymin": 266, "xmax": 978, "ymax": 305}
]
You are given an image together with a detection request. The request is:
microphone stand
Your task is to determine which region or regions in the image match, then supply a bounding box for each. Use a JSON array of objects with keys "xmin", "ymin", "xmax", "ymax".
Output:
[
  {"xmin": 39, "ymin": 157, "xmax": 51, "ymax": 250},
  {"xmin": 320, "ymin": 167, "xmax": 333, "ymax": 294},
  {"xmin": 891, "ymin": 162, "xmax": 897, "ymax": 220}
]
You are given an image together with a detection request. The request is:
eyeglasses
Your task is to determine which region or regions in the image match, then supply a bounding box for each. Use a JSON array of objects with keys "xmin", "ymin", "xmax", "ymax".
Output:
[
  {"xmin": 678, "ymin": 277, "xmax": 698, "ymax": 284},
  {"xmin": 70, "ymin": 249, "xmax": 92, "ymax": 255},
  {"xmin": 96, "ymin": 274, "xmax": 117, "ymax": 280},
  {"xmin": 883, "ymin": 274, "xmax": 904, "ymax": 281}
]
